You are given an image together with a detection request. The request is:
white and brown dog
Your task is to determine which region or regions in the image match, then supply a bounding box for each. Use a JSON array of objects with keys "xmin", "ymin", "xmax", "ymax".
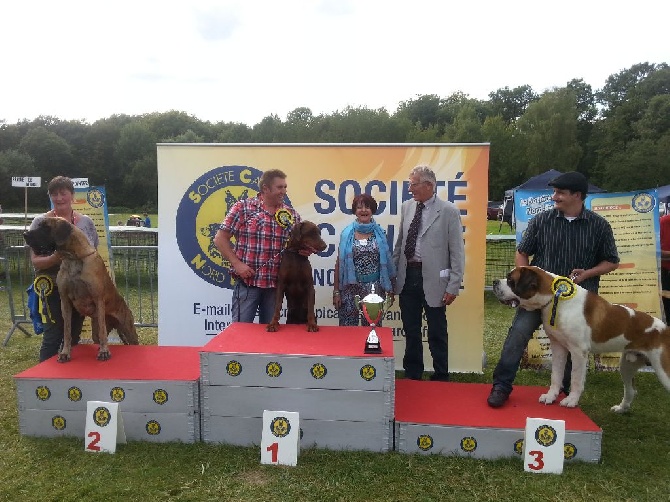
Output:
[{"xmin": 493, "ymin": 265, "xmax": 670, "ymax": 412}]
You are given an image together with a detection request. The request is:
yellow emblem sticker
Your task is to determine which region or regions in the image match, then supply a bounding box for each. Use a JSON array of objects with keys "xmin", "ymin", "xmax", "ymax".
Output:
[
  {"xmin": 153, "ymin": 389, "xmax": 168, "ymax": 405},
  {"xmin": 266, "ymin": 361, "xmax": 282, "ymax": 378},
  {"xmin": 93, "ymin": 406, "xmax": 111, "ymax": 427},
  {"xmin": 35, "ymin": 385, "xmax": 51, "ymax": 401},
  {"xmin": 310, "ymin": 363, "xmax": 327, "ymax": 379},
  {"xmin": 270, "ymin": 416, "xmax": 291, "ymax": 438},
  {"xmin": 460, "ymin": 436, "xmax": 477, "ymax": 453},
  {"xmin": 110, "ymin": 387, "xmax": 125, "ymax": 402},
  {"xmin": 52, "ymin": 415, "xmax": 66, "ymax": 430},
  {"xmin": 226, "ymin": 360, "xmax": 242, "ymax": 377},
  {"xmin": 68, "ymin": 386, "xmax": 82, "ymax": 402},
  {"xmin": 535, "ymin": 424, "xmax": 557, "ymax": 447},
  {"xmin": 417, "ymin": 434, "xmax": 433, "ymax": 451},
  {"xmin": 146, "ymin": 420, "xmax": 161, "ymax": 435},
  {"xmin": 360, "ymin": 364, "xmax": 376, "ymax": 381}
]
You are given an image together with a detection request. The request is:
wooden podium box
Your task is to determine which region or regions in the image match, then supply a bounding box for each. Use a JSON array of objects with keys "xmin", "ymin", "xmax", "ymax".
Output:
[
  {"xmin": 200, "ymin": 322, "xmax": 395, "ymax": 452},
  {"xmin": 15, "ymin": 345, "xmax": 201, "ymax": 443}
]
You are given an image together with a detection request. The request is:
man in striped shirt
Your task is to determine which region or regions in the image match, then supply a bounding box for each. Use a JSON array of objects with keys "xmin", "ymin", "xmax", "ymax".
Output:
[
  {"xmin": 215, "ymin": 169, "xmax": 302, "ymax": 324},
  {"xmin": 487, "ymin": 171, "xmax": 620, "ymax": 408}
]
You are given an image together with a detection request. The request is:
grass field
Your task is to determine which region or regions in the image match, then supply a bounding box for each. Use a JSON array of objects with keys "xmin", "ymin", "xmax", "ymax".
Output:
[{"xmin": 1, "ymin": 236, "xmax": 669, "ymax": 500}]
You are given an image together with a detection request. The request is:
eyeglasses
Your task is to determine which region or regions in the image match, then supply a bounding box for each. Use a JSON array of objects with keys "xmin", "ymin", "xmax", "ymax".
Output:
[{"xmin": 409, "ymin": 181, "xmax": 426, "ymax": 188}]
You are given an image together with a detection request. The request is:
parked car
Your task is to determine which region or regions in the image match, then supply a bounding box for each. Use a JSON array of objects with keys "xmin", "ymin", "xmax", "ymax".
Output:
[{"xmin": 487, "ymin": 201, "xmax": 502, "ymax": 220}]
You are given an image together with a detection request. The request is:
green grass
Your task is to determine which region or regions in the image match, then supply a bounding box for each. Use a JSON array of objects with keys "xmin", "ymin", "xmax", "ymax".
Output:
[{"xmin": 1, "ymin": 293, "xmax": 670, "ymax": 501}]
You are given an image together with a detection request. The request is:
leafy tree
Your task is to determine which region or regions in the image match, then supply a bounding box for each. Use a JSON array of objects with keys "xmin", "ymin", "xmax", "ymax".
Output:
[
  {"xmin": 516, "ymin": 88, "xmax": 582, "ymax": 176},
  {"xmin": 488, "ymin": 85, "xmax": 539, "ymax": 123},
  {"xmin": 18, "ymin": 126, "xmax": 75, "ymax": 181},
  {"xmin": 0, "ymin": 149, "xmax": 35, "ymax": 209},
  {"xmin": 482, "ymin": 116, "xmax": 527, "ymax": 199}
]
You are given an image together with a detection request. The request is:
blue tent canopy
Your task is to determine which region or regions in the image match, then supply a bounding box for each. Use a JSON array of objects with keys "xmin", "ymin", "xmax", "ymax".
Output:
[
  {"xmin": 509, "ymin": 169, "xmax": 605, "ymax": 194},
  {"xmin": 657, "ymin": 185, "xmax": 670, "ymax": 203}
]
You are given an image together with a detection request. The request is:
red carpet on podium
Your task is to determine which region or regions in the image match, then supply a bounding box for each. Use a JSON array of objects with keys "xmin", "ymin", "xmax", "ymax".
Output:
[{"xmin": 396, "ymin": 380, "xmax": 601, "ymax": 431}]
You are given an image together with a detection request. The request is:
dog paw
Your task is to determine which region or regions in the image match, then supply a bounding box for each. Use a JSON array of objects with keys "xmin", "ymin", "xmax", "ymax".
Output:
[
  {"xmin": 610, "ymin": 403, "xmax": 629, "ymax": 413},
  {"xmin": 559, "ymin": 395, "xmax": 580, "ymax": 408},
  {"xmin": 57, "ymin": 353, "xmax": 71, "ymax": 363},
  {"xmin": 538, "ymin": 392, "xmax": 557, "ymax": 404},
  {"xmin": 266, "ymin": 322, "xmax": 279, "ymax": 332},
  {"xmin": 97, "ymin": 350, "xmax": 112, "ymax": 361}
]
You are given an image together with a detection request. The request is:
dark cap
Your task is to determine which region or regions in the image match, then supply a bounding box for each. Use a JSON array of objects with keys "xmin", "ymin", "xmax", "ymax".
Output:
[{"xmin": 548, "ymin": 171, "xmax": 588, "ymax": 194}]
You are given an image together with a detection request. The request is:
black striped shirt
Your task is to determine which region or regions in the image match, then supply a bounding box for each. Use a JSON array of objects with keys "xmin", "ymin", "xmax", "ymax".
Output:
[{"xmin": 518, "ymin": 207, "xmax": 619, "ymax": 292}]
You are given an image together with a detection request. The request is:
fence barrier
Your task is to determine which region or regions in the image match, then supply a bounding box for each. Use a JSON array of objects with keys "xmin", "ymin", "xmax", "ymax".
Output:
[
  {"xmin": 1, "ymin": 228, "xmax": 158, "ymax": 346},
  {"xmin": 2, "ymin": 230, "xmax": 516, "ymax": 346}
]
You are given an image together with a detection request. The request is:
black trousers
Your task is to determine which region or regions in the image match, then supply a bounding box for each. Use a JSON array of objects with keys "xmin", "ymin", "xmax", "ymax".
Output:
[{"xmin": 399, "ymin": 266, "xmax": 448, "ymax": 378}]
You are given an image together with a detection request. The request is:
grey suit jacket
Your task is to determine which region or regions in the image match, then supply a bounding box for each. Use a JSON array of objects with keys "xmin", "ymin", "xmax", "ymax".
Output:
[{"xmin": 392, "ymin": 196, "xmax": 465, "ymax": 307}]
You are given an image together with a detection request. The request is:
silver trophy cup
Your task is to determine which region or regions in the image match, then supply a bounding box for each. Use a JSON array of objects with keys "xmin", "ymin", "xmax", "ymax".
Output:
[{"xmin": 355, "ymin": 285, "xmax": 392, "ymax": 354}]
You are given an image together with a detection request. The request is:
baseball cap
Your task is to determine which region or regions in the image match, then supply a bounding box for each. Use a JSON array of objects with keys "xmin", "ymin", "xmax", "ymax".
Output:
[{"xmin": 548, "ymin": 171, "xmax": 588, "ymax": 194}]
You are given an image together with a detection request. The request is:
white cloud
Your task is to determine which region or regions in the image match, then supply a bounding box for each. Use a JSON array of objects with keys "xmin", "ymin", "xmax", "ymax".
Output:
[{"xmin": 1, "ymin": 0, "xmax": 667, "ymax": 125}]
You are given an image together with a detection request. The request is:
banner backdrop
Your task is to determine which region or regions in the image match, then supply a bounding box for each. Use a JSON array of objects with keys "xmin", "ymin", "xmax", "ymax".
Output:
[
  {"xmin": 514, "ymin": 189, "xmax": 662, "ymax": 370},
  {"xmin": 157, "ymin": 144, "xmax": 489, "ymax": 373}
]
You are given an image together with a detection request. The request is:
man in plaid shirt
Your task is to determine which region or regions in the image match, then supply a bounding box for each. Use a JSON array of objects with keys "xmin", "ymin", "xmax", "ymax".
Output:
[{"xmin": 215, "ymin": 169, "xmax": 302, "ymax": 323}]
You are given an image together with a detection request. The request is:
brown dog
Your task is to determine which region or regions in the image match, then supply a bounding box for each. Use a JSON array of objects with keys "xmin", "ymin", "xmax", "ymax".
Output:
[
  {"xmin": 23, "ymin": 217, "xmax": 139, "ymax": 362},
  {"xmin": 266, "ymin": 221, "xmax": 327, "ymax": 332}
]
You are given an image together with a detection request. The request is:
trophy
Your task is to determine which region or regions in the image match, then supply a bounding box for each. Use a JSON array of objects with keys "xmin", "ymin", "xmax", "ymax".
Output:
[{"xmin": 355, "ymin": 285, "xmax": 392, "ymax": 354}]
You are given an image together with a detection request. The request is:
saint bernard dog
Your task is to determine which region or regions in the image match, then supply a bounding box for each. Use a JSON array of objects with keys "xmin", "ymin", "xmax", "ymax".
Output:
[{"xmin": 493, "ymin": 265, "xmax": 670, "ymax": 412}]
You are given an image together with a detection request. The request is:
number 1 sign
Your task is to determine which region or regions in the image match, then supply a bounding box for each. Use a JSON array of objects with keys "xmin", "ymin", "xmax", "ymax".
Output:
[
  {"xmin": 260, "ymin": 410, "xmax": 300, "ymax": 466},
  {"xmin": 84, "ymin": 401, "xmax": 126, "ymax": 454}
]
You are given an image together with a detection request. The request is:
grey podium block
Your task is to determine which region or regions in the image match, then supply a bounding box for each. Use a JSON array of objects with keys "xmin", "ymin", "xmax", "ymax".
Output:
[
  {"xmin": 395, "ymin": 421, "xmax": 602, "ymax": 463},
  {"xmin": 202, "ymin": 385, "xmax": 394, "ymax": 422},
  {"xmin": 16, "ymin": 378, "xmax": 199, "ymax": 413},
  {"xmin": 19, "ymin": 408, "xmax": 201, "ymax": 443},
  {"xmin": 202, "ymin": 414, "xmax": 393, "ymax": 452},
  {"xmin": 201, "ymin": 352, "xmax": 394, "ymax": 391}
]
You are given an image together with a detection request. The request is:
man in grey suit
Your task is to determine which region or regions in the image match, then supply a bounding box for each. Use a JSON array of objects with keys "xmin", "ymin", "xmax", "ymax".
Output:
[{"xmin": 393, "ymin": 165, "xmax": 465, "ymax": 381}]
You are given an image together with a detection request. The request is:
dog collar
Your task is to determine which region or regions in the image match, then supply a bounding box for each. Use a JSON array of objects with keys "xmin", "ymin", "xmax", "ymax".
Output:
[{"xmin": 548, "ymin": 276, "xmax": 577, "ymax": 326}]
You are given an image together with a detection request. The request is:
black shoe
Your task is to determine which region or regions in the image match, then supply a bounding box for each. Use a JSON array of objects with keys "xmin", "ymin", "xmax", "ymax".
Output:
[
  {"xmin": 429, "ymin": 373, "xmax": 450, "ymax": 382},
  {"xmin": 404, "ymin": 373, "xmax": 422, "ymax": 381},
  {"xmin": 487, "ymin": 388, "xmax": 510, "ymax": 408}
]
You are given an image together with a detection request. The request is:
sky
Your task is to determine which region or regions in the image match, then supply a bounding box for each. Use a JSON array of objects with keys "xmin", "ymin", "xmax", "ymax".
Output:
[{"xmin": 1, "ymin": 0, "xmax": 667, "ymax": 127}]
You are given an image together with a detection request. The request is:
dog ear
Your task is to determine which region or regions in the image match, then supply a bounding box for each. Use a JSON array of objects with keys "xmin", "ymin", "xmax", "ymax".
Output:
[
  {"xmin": 53, "ymin": 220, "xmax": 73, "ymax": 246},
  {"xmin": 513, "ymin": 268, "xmax": 539, "ymax": 297},
  {"xmin": 290, "ymin": 222, "xmax": 302, "ymax": 240}
]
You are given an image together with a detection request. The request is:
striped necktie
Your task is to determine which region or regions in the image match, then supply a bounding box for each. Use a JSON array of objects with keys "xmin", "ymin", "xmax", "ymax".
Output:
[{"xmin": 404, "ymin": 201, "xmax": 424, "ymax": 260}]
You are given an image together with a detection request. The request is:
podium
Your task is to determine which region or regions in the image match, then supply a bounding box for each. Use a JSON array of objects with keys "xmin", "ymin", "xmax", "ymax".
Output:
[
  {"xmin": 14, "ymin": 345, "xmax": 201, "ymax": 443},
  {"xmin": 200, "ymin": 322, "xmax": 395, "ymax": 452}
]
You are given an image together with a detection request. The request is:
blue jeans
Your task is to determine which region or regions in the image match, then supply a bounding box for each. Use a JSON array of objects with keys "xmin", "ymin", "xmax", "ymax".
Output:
[
  {"xmin": 231, "ymin": 282, "xmax": 277, "ymax": 324},
  {"xmin": 399, "ymin": 267, "xmax": 448, "ymax": 378},
  {"xmin": 492, "ymin": 308, "xmax": 571, "ymax": 394}
]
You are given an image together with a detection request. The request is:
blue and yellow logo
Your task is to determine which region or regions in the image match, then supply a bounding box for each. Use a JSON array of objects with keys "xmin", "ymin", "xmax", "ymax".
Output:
[
  {"xmin": 146, "ymin": 420, "xmax": 161, "ymax": 435},
  {"xmin": 110, "ymin": 387, "xmax": 125, "ymax": 402},
  {"xmin": 35, "ymin": 385, "xmax": 51, "ymax": 401},
  {"xmin": 514, "ymin": 438, "xmax": 524, "ymax": 455},
  {"xmin": 226, "ymin": 360, "xmax": 242, "ymax": 377},
  {"xmin": 68, "ymin": 386, "xmax": 82, "ymax": 402},
  {"xmin": 86, "ymin": 188, "xmax": 105, "ymax": 209},
  {"xmin": 417, "ymin": 434, "xmax": 433, "ymax": 451},
  {"xmin": 93, "ymin": 406, "xmax": 111, "ymax": 427},
  {"xmin": 270, "ymin": 416, "xmax": 291, "ymax": 438},
  {"xmin": 266, "ymin": 361, "xmax": 283, "ymax": 378},
  {"xmin": 153, "ymin": 389, "xmax": 168, "ymax": 405},
  {"xmin": 460, "ymin": 436, "xmax": 477, "ymax": 453},
  {"xmin": 310, "ymin": 363, "xmax": 327, "ymax": 379},
  {"xmin": 360, "ymin": 364, "xmax": 376, "ymax": 381},
  {"xmin": 52, "ymin": 415, "xmax": 66, "ymax": 430},
  {"xmin": 632, "ymin": 192, "xmax": 654, "ymax": 213},
  {"xmin": 535, "ymin": 424, "xmax": 558, "ymax": 447},
  {"xmin": 564, "ymin": 443, "xmax": 577, "ymax": 460}
]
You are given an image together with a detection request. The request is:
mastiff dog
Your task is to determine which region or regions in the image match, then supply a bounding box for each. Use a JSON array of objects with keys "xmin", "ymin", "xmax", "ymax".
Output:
[{"xmin": 24, "ymin": 217, "xmax": 139, "ymax": 362}]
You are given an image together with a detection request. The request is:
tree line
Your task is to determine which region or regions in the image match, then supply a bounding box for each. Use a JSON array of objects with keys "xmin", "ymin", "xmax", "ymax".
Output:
[{"xmin": 1, "ymin": 62, "xmax": 668, "ymax": 211}]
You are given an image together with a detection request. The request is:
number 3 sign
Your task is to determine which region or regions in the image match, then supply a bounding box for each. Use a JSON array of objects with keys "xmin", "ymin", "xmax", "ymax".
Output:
[
  {"xmin": 523, "ymin": 417, "xmax": 565, "ymax": 474},
  {"xmin": 260, "ymin": 410, "xmax": 300, "ymax": 466},
  {"xmin": 84, "ymin": 401, "xmax": 126, "ymax": 454}
]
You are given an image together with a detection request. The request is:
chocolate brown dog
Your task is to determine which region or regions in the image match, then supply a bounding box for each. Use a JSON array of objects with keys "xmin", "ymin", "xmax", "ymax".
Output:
[
  {"xmin": 24, "ymin": 217, "xmax": 139, "ymax": 362},
  {"xmin": 266, "ymin": 221, "xmax": 327, "ymax": 332}
]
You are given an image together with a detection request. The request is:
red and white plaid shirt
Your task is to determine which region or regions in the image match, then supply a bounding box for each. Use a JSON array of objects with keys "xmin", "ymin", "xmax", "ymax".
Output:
[{"xmin": 220, "ymin": 196, "xmax": 300, "ymax": 288}]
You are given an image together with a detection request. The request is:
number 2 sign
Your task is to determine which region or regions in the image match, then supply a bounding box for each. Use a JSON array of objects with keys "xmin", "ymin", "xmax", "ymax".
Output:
[
  {"xmin": 84, "ymin": 401, "xmax": 126, "ymax": 454},
  {"xmin": 260, "ymin": 410, "xmax": 300, "ymax": 466}
]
